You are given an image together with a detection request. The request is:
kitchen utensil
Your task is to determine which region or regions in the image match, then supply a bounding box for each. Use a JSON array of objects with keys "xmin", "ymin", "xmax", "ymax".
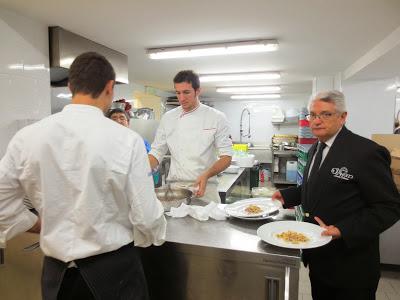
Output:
[
  {"xmin": 155, "ymin": 186, "xmax": 193, "ymax": 211},
  {"xmin": 23, "ymin": 242, "xmax": 40, "ymax": 252}
]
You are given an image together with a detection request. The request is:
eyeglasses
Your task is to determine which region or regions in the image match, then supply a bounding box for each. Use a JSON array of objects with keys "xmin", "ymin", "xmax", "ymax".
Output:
[{"xmin": 306, "ymin": 112, "xmax": 338, "ymax": 121}]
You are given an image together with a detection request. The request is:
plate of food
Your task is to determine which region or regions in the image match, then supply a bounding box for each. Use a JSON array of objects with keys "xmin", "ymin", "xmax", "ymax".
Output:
[
  {"xmin": 224, "ymin": 198, "xmax": 281, "ymax": 219},
  {"xmin": 257, "ymin": 220, "xmax": 332, "ymax": 249}
]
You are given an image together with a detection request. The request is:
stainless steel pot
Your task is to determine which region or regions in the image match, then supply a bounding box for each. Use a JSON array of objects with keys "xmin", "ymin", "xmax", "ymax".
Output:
[{"xmin": 155, "ymin": 186, "xmax": 193, "ymax": 211}]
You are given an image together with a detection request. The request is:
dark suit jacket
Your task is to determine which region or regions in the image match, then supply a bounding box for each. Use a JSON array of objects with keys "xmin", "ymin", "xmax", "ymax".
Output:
[{"xmin": 281, "ymin": 126, "xmax": 400, "ymax": 288}]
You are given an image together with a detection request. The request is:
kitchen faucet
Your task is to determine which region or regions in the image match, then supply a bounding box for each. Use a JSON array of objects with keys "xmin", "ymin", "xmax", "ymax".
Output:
[{"xmin": 239, "ymin": 108, "xmax": 251, "ymax": 142}]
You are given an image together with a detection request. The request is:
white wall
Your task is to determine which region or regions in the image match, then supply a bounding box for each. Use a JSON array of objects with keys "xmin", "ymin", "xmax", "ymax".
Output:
[
  {"xmin": 342, "ymin": 79, "xmax": 397, "ymax": 138},
  {"xmin": 0, "ymin": 8, "xmax": 51, "ymax": 156},
  {"xmin": 210, "ymin": 95, "xmax": 309, "ymax": 145}
]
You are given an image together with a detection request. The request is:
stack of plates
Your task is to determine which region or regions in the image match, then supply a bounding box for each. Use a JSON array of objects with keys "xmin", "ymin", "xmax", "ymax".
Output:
[{"xmin": 224, "ymin": 198, "xmax": 281, "ymax": 220}]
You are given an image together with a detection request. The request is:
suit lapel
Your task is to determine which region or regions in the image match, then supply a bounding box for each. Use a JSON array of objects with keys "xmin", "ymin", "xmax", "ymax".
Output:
[{"xmin": 307, "ymin": 127, "xmax": 351, "ymax": 214}]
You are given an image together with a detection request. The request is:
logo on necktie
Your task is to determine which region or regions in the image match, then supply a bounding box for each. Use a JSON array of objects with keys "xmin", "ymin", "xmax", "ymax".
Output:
[{"xmin": 331, "ymin": 167, "xmax": 353, "ymax": 180}]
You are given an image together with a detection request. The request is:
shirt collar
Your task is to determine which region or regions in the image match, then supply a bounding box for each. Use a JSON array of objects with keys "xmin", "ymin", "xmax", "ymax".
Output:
[
  {"xmin": 62, "ymin": 104, "xmax": 104, "ymax": 116},
  {"xmin": 322, "ymin": 126, "xmax": 343, "ymax": 149}
]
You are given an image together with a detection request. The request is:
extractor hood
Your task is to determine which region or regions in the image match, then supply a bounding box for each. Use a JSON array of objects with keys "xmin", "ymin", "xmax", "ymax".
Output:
[{"xmin": 49, "ymin": 26, "xmax": 128, "ymax": 86}]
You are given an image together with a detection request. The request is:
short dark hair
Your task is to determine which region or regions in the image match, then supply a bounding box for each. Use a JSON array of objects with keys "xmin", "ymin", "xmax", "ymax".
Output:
[
  {"xmin": 68, "ymin": 52, "xmax": 116, "ymax": 98},
  {"xmin": 107, "ymin": 108, "xmax": 130, "ymax": 122},
  {"xmin": 173, "ymin": 70, "xmax": 200, "ymax": 90}
]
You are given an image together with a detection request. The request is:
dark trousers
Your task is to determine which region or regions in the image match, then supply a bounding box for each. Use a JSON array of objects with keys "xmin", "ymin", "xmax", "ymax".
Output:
[
  {"xmin": 310, "ymin": 274, "xmax": 378, "ymax": 300},
  {"xmin": 42, "ymin": 243, "xmax": 149, "ymax": 300}
]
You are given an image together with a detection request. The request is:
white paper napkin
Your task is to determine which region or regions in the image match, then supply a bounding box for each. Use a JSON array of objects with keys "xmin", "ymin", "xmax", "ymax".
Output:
[{"xmin": 166, "ymin": 202, "xmax": 227, "ymax": 221}]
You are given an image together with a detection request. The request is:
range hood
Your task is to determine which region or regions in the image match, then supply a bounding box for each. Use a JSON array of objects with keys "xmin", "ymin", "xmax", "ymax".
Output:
[{"xmin": 49, "ymin": 26, "xmax": 128, "ymax": 86}]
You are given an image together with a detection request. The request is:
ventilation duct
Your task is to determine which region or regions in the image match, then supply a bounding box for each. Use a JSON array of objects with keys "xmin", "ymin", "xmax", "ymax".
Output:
[{"xmin": 49, "ymin": 26, "xmax": 128, "ymax": 86}]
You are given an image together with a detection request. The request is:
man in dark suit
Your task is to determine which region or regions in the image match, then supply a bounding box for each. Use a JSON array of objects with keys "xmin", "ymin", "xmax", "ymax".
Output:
[{"xmin": 272, "ymin": 90, "xmax": 400, "ymax": 300}]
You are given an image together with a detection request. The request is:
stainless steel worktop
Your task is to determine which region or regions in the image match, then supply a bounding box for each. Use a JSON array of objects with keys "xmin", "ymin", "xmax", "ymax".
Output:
[
  {"xmin": 165, "ymin": 212, "xmax": 300, "ymax": 265},
  {"xmin": 217, "ymin": 167, "xmax": 246, "ymax": 193}
]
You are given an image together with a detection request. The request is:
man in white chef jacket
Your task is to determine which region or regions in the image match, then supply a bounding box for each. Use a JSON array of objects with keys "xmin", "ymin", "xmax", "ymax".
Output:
[
  {"xmin": 149, "ymin": 70, "xmax": 233, "ymax": 203},
  {"xmin": 0, "ymin": 52, "xmax": 166, "ymax": 300}
]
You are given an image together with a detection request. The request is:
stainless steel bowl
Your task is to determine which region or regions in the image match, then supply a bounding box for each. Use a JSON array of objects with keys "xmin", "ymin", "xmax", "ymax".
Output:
[{"xmin": 155, "ymin": 186, "xmax": 193, "ymax": 211}]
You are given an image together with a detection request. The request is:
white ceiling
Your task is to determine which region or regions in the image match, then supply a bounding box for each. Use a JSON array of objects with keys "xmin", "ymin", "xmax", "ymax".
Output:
[{"xmin": 1, "ymin": 0, "xmax": 400, "ymax": 99}]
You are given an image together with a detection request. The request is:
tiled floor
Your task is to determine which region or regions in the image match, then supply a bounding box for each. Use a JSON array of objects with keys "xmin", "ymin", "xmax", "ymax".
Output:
[{"xmin": 298, "ymin": 265, "xmax": 400, "ymax": 300}]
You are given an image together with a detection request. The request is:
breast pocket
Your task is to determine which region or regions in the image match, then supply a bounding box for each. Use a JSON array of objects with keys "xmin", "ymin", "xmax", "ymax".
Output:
[{"xmin": 200, "ymin": 128, "xmax": 216, "ymax": 145}]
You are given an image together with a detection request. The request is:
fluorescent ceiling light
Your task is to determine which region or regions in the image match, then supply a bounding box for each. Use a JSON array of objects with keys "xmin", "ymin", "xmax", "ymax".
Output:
[
  {"xmin": 147, "ymin": 39, "xmax": 278, "ymax": 59},
  {"xmin": 231, "ymin": 94, "xmax": 281, "ymax": 99},
  {"xmin": 57, "ymin": 93, "xmax": 72, "ymax": 99},
  {"xmin": 217, "ymin": 85, "xmax": 281, "ymax": 93},
  {"xmin": 200, "ymin": 72, "xmax": 280, "ymax": 82}
]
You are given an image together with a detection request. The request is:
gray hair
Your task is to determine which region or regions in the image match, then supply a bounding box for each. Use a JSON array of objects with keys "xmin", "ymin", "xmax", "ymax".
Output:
[{"xmin": 309, "ymin": 90, "xmax": 347, "ymax": 113}]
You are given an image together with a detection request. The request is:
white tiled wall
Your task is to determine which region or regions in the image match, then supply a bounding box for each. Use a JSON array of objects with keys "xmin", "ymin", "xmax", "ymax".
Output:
[
  {"xmin": 210, "ymin": 96, "xmax": 309, "ymax": 145},
  {"xmin": 0, "ymin": 8, "xmax": 51, "ymax": 157}
]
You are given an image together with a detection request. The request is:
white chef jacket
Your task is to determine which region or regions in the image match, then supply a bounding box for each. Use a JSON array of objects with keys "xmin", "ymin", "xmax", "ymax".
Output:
[
  {"xmin": 150, "ymin": 104, "xmax": 232, "ymax": 202},
  {"xmin": 0, "ymin": 104, "xmax": 166, "ymax": 262}
]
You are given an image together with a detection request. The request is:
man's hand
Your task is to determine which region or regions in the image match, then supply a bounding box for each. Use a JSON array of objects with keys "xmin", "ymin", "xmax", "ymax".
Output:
[
  {"xmin": 314, "ymin": 216, "xmax": 341, "ymax": 239},
  {"xmin": 27, "ymin": 217, "xmax": 41, "ymax": 234},
  {"xmin": 194, "ymin": 173, "xmax": 209, "ymax": 197},
  {"xmin": 271, "ymin": 190, "xmax": 285, "ymax": 206}
]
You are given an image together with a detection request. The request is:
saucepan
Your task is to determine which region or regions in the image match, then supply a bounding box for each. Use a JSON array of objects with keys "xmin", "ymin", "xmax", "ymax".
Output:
[{"xmin": 155, "ymin": 185, "xmax": 193, "ymax": 211}]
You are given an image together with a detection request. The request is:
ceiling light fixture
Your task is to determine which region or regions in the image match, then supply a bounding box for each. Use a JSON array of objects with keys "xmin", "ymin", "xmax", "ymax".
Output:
[
  {"xmin": 200, "ymin": 72, "xmax": 280, "ymax": 82},
  {"xmin": 147, "ymin": 39, "xmax": 278, "ymax": 59},
  {"xmin": 217, "ymin": 85, "xmax": 281, "ymax": 93},
  {"xmin": 231, "ymin": 94, "xmax": 281, "ymax": 100}
]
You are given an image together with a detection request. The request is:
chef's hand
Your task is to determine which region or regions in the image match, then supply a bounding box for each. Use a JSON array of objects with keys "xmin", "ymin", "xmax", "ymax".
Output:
[
  {"xmin": 194, "ymin": 173, "xmax": 209, "ymax": 198},
  {"xmin": 271, "ymin": 190, "xmax": 285, "ymax": 206},
  {"xmin": 27, "ymin": 217, "xmax": 41, "ymax": 234},
  {"xmin": 314, "ymin": 216, "xmax": 341, "ymax": 239}
]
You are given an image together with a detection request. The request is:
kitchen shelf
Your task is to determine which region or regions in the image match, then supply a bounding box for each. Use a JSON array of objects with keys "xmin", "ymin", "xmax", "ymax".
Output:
[
  {"xmin": 273, "ymin": 173, "xmax": 297, "ymax": 185},
  {"xmin": 271, "ymin": 148, "xmax": 298, "ymax": 186},
  {"xmin": 273, "ymin": 150, "xmax": 298, "ymax": 156},
  {"xmin": 272, "ymin": 120, "xmax": 299, "ymax": 129}
]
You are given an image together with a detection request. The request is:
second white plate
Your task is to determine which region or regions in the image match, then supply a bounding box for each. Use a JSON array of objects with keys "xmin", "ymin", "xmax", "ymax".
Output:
[
  {"xmin": 257, "ymin": 220, "xmax": 332, "ymax": 249},
  {"xmin": 225, "ymin": 198, "xmax": 281, "ymax": 218}
]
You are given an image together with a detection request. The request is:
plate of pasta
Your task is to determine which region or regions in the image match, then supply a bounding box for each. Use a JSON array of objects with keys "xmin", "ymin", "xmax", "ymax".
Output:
[
  {"xmin": 257, "ymin": 221, "xmax": 332, "ymax": 249},
  {"xmin": 224, "ymin": 198, "xmax": 281, "ymax": 219}
]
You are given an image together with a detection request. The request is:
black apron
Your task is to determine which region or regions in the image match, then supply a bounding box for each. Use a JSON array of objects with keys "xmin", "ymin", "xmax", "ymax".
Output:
[{"xmin": 42, "ymin": 243, "xmax": 149, "ymax": 300}]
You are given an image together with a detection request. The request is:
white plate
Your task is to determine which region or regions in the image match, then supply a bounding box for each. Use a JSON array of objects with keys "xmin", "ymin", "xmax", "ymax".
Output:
[
  {"xmin": 225, "ymin": 198, "xmax": 281, "ymax": 218},
  {"xmin": 257, "ymin": 220, "xmax": 332, "ymax": 249}
]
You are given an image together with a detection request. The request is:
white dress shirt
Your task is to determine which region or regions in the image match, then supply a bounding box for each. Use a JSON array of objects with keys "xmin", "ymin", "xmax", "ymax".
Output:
[
  {"xmin": 149, "ymin": 104, "xmax": 232, "ymax": 202},
  {"xmin": 0, "ymin": 104, "xmax": 166, "ymax": 262}
]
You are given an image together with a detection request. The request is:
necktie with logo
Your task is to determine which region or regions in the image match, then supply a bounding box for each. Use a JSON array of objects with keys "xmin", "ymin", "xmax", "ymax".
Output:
[{"xmin": 308, "ymin": 142, "xmax": 326, "ymax": 181}]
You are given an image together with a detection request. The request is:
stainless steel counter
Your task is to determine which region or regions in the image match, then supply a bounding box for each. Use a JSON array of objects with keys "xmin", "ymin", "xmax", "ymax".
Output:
[
  {"xmin": 218, "ymin": 168, "xmax": 250, "ymax": 203},
  {"xmin": 141, "ymin": 212, "xmax": 301, "ymax": 300}
]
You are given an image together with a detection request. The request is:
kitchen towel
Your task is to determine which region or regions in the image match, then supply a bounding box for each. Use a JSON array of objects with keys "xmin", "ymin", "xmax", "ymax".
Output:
[{"xmin": 166, "ymin": 202, "xmax": 226, "ymax": 221}]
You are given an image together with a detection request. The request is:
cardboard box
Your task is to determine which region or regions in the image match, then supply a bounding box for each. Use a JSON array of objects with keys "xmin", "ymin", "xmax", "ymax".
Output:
[
  {"xmin": 371, "ymin": 134, "xmax": 400, "ymax": 164},
  {"xmin": 371, "ymin": 134, "xmax": 400, "ymax": 152},
  {"xmin": 393, "ymin": 174, "xmax": 400, "ymax": 190},
  {"xmin": 372, "ymin": 134, "xmax": 400, "ymax": 190},
  {"xmin": 391, "ymin": 149, "xmax": 400, "ymax": 173}
]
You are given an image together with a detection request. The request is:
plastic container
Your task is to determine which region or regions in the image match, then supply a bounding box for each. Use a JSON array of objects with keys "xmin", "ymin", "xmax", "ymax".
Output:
[
  {"xmin": 286, "ymin": 161, "xmax": 298, "ymax": 182},
  {"xmin": 234, "ymin": 154, "xmax": 255, "ymax": 167}
]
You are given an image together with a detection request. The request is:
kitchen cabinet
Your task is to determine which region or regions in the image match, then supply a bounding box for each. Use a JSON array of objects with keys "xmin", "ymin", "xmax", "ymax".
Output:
[{"xmin": 141, "ymin": 213, "xmax": 300, "ymax": 300}]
